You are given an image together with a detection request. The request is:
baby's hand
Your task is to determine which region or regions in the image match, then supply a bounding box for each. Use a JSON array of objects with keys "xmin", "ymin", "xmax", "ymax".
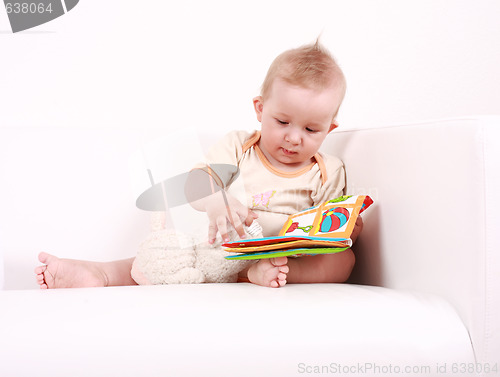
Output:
[
  {"xmin": 351, "ymin": 216, "xmax": 364, "ymax": 244},
  {"xmin": 203, "ymin": 191, "xmax": 258, "ymax": 244}
]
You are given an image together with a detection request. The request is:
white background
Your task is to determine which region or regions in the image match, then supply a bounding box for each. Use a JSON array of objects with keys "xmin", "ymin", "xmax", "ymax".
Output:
[{"xmin": 1, "ymin": 0, "xmax": 500, "ymax": 132}]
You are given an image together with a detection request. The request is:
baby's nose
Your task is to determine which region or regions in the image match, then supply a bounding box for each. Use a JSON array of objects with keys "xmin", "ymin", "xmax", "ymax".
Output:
[{"xmin": 285, "ymin": 129, "xmax": 301, "ymax": 144}]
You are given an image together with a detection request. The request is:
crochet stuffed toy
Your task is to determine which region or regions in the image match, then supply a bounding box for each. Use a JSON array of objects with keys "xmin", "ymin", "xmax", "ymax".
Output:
[{"xmin": 131, "ymin": 212, "xmax": 263, "ymax": 284}]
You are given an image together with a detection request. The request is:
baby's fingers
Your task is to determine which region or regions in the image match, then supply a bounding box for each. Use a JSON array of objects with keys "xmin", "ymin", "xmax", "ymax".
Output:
[
  {"xmin": 356, "ymin": 216, "xmax": 364, "ymax": 229},
  {"xmin": 351, "ymin": 216, "xmax": 364, "ymax": 243},
  {"xmin": 216, "ymin": 216, "xmax": 230, "ymax": 243},
  {"xmin": 208, "ymin": 216, "xmax": 227, "ymax": 244},
  {"xmin": 226, "ymin": 207, "xmax": 248, "ymax": 240},
  {"xmin": 243, "ymin": 209, "xmax": 258, "ymax": 227},
  {"xmin": 231, "ymin": 208, "xmax": 258, "ymax": 239},
  {"xmin": 231, "ymin": 216, "xmax": 247, "ymax": 240},
  {"xmin": 208, "ymin": 221, "xmax": 218, "ymax": 244}
]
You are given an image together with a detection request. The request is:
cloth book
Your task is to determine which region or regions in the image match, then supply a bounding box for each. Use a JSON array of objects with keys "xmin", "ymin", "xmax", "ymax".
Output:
[{"xmin": 223, "ymin": 195, "xmax": 373, "ymax": 260}]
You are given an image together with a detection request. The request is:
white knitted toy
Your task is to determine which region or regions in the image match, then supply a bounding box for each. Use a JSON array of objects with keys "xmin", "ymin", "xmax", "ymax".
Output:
[{"xmin": 131, "ymin": 212, "xmax": 263, "ymax": 284}]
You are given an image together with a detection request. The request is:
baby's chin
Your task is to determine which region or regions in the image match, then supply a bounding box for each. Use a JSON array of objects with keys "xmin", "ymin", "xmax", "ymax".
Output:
[{"xmin": 276, "ymin": 156, "xmax": 314, "ymax": 170}]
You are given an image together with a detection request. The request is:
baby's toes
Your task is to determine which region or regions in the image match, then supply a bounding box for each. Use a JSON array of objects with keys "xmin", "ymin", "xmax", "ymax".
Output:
[
  {"xmin": 248, "ymin": 257, "xmax": 289, "ymax": 288},
  {"xmin": 277, "ymin": 271, "xmax": 287, "ymax": 281},
  {"xmin": 277, "ymin": 271, "xmax": 287, "ymax": 286},
  {"xmin": 35, "ymin": 266, "xmax": 46, "ymax": 286},
  {"xmin": 36, "ymin": 273, "xmax": 44, "ymax": 283},
  {"xmin": 270, "ymin": 257, "xmax": 288, "ymax": 287},
  {"xmin": 278, "ymin": 265, "xmax": 289, "ymax": 274},
  {"xmin": 270, "ymin": 256, "xmax": 288, "ymax": 267},
  {"xmin": 270, "ymin": 276, "xmax": 286, "ymax": 288},
  {"xmin": 34, "ymin": 265, "xmax": 45, "ymax": 275},
  {"xmin": 267, "ymin": 267, "xmax": 287, "ymax": 288}
]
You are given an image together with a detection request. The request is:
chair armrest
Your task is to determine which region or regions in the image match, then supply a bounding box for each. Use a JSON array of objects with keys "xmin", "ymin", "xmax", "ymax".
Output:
[{"xmin": 322, "ymin": 116, "xmax": 500, "ymax": 364}]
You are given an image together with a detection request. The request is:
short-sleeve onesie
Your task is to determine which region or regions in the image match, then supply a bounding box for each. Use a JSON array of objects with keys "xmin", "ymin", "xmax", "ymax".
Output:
[{"xmin": 202, "ymin": 130, "xmax": 345, "ymax": 237}]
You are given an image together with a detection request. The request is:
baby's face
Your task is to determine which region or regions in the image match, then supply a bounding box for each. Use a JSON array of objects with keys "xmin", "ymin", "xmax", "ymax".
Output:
[{"xmin": 254, "ymin": 79, "xmax": 343, "ymax": 171}]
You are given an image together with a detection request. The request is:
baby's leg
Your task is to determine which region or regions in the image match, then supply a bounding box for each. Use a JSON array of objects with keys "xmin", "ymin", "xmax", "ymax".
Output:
[
  {"xmin": 34, "ymin": 252, "xmax": 136, "ymax": 289},
  {"xmin": 247, "ymin": 257, "xmax": 289, "ymax": 288}
]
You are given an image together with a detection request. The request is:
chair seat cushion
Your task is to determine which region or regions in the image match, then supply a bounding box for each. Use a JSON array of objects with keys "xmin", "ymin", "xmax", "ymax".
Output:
[{"xmin": 0, "ymin": 283, "xmax": 474, "ymax": 377}]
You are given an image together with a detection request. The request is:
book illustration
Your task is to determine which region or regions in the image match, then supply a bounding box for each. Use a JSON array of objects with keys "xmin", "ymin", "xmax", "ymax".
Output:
[
  {"xmin": 279, "ymin": 195, "xmax": 371, "ymax": 240},
  {"xmin": 223, "ymin": 195, "xmax": 373, "ymax": 260}
]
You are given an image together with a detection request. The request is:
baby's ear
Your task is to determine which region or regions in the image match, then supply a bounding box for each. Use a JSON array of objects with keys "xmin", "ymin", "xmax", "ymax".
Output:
[{"xmin": 253, "ymin": 96, "xmax": 264, "ymax": 122}]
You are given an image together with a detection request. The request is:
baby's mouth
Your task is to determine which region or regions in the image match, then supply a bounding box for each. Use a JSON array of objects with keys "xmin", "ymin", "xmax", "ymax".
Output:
[{"xmin": 281, "ymin": 147, "xmax": 297, "ymax": 155}]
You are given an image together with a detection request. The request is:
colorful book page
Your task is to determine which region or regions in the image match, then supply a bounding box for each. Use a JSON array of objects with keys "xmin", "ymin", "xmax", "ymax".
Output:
[
  {"xmin": 279, "ymin": 195, "xmax": 370, "ymax": 240},
  {"xmin": 223, "ymin": 195, "xmax": 373, "ymax": 260},
  {"xmin": 224, "ymin": 239, "xmax": 349, "ymax": 253},
  {"xmin": 222, "ymin": 235, "xmax": 349, "ymax": 249},
  {"xmin": 225, "ymin": 247, "xmax": 350, "ymax": 260}
]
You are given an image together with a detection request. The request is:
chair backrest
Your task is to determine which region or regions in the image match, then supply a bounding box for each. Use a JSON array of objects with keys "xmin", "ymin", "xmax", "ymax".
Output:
[
  {"xmin": 0, "ymin": 251, "xmax": 3, "ymax": 289},
  {"xmin": 0, "ymin": 126, "xmax": 222, "ymax": 290}
]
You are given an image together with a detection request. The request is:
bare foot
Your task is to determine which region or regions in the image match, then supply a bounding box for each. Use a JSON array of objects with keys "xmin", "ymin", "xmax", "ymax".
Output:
[
  {"xmin": 247, "ymin": 257, "xmax": 289, "ymax": 288},
  {"xmin": 34, "ymin": 252, "xmax": 108, "ymax": 289}
]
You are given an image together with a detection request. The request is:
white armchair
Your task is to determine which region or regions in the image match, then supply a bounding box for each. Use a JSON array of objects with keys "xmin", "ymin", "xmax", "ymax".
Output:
[{"xmin": 0, "ymin": 117, "xmax": 498, "ymax": 376}]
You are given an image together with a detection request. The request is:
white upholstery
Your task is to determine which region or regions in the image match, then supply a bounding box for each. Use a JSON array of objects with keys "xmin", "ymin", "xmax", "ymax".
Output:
[
  {"xmin": 0, "ymin": 284, "xmax": 474, "ymax": 377},
  {"xmin": 0, "ymin": 117, "xmax": 499, "ymax": 376},
  {"xmin": 324, "ymin": 117, "xmax": 500, "ymax": 366},
  {"xmin": 0, "ymin": 250, "xmax": 3, "ymax": 290}
]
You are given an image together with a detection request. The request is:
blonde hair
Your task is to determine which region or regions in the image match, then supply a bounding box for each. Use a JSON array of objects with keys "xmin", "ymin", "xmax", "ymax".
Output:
[{"xmin": 260, "ymin": 40, "xmax": 346, "ymax": 115}]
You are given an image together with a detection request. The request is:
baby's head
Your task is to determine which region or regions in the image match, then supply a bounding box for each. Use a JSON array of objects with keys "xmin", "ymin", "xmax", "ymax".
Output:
[
  {"xmin": 254, "ymin": 40, "xmax": 346, "ymax": 170},
  {"xmin": 260, "ymin": 39, "xmax": 346, "ymax": 118}
]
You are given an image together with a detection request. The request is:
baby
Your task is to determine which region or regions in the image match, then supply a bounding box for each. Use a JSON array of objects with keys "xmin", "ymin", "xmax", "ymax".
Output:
[{"xmin": 35, "ymin": 40, "xmax": 362, "ymax": 289}]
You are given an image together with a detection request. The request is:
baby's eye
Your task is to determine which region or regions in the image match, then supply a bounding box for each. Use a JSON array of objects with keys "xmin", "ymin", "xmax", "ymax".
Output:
[
  {"xmin": 306, "ymin": 127, "xmax": 317, "ymax": 133},
  {"xmin": 276, "ymin": 119, "xmax": 289, "ymax": 125}
]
